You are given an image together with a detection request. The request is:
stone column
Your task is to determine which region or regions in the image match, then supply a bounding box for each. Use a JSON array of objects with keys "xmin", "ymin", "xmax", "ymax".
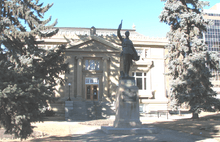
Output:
[
  {"xmin": 76, "ymin": 56, "xmax": 83, "ymax": 99},
  {"xmin": 102, "ymin": 57, "xmax": 109, "ymax": 101}
]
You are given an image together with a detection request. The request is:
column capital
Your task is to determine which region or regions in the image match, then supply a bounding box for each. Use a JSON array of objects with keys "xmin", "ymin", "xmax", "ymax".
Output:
[
  {"xmin": 76, "ymin": 56, "xmax": 83, "ymax": 60},
  {"xmin": 102, "ymin": 57, "xmax": 110, "ymax": 61}
]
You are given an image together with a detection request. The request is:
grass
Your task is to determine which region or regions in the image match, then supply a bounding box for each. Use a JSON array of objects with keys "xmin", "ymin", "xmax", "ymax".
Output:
[{"xmin": 149, "ymin": 112, "xmax": 220, "ymax": 140}]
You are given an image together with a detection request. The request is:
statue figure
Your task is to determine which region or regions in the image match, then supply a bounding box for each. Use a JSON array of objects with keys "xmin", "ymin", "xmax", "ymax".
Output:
[{"xmin": 117, "ymin": 20, "xmax": 140, "ymax": 77}]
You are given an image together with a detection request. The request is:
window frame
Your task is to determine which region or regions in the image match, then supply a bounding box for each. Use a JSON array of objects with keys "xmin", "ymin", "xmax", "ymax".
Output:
[
  {"xmin": 135, "ymin": 47, "xmax": 150, "ymax": 59},
  {"xmin": 84, "ymin": 59, "xmax": 101, "ymax": 71},
  {"xmin": 132, "ymin": 72, "xmax": 148, "ymax": 90}
]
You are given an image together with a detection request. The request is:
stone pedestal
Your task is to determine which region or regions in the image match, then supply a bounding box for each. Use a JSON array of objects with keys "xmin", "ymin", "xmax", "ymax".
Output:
[
  {"xmin": 101, "ymin": 78, "xmax": 158, "ymax": 134},
  {"xmin": 113, "ymin": 78, "xmax": 141, "ymax": 128}
]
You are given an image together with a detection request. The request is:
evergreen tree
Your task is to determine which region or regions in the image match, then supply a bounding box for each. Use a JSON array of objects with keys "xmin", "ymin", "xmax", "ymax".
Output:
[
  {"xmin": 159, "ymin": 0, "xmax": 219, "ymax": 118},
  {"xmin": 0, "ymin": 0, "xmax": 68, "ymax": 139}
]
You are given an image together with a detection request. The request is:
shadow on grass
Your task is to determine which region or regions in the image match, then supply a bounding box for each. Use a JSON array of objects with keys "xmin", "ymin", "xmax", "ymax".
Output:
[
  {"xmin": 29, "ymin": 129, "xmax": 153, "ymax": 142},
  {"xmin": 1, "ymin": 127, "xmax": 208, "ymax": 142},
  {"xmin": 3, "ymin": 113, "xmax": 220, "ymax": 141},
  {"xmin": 27, "ymin": 123, "xmax": 210, "ymax": 142},
  {"xmin": 29, "ymin": 131, "xmax": 150, "ymax": 142},
  {"xmin": 143, "ymin": 113, "xmax": 220, "ymax": 138}
]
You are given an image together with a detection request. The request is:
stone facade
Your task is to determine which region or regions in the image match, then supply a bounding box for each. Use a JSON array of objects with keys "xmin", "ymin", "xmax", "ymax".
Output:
[{"xmin": 38, "ymin": 27, "xmax": 169, "ymax": 118}]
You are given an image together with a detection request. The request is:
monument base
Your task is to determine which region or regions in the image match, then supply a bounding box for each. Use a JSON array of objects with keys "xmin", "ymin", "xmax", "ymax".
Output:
[
  {"xmin": 101, "ymin": 126, "xmax": 158, "ymax": 134},
  {"xmin": 113, "ymin": 78, "xmax": 141, "ymax": 128},
  {"xmin": 113, "ymin": 119, "xmax": 142, "ymax": 128},
  {"xmin": 101, "ymin": 78, "xmax": 158, "ymax": 135}
]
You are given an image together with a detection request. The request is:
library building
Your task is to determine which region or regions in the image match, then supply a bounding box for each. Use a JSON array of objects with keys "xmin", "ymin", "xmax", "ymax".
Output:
[{"xmin": 39, "ymin": 26, "xmax": 169, "ymax": 120}]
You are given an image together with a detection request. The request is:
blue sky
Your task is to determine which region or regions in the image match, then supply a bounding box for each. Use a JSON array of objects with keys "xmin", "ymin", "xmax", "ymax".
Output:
[{"xmin": 41, "ymin": 0, "xmax": 220, "ymax": 37}]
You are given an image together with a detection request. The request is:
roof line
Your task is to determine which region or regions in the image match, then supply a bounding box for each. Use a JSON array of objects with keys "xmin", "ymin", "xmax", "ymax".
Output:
[{"xmin": 54, "ymin": 27, "xmax": 136, "ymax": 31}]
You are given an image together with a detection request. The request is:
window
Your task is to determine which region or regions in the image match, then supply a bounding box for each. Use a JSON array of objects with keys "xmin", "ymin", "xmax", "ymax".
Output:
[
  {"xmin": 204, "ymin": 14, "xmax": 220, "ymax": 80},
  {"xmin": 85, "ymin": 60, "xmax": 100, "ymax": 70},
  {"xmin": 205, "ymin": 18, "xmax": 220, "ymax": 54},
  {"xmin": 132, "ymin": 72, "xmax": 147, "ymax": 90},
  {"xmin": 136, "ymin": 49, "xmax": 144, "ymax": 58},
  {"xmin": 136, "ymin": 48, "xmax": 149, "ymax": 58},
  {"xmin": 145, "ymin": 50, "xmax": 148, "ymax": 58},
  {"xmin": 85, "ymin": 77, "xmax": 99, "ymax": 84},
  {"xmin": 139, "ymin": 104, "xmax": 144, "ymax": 112}
]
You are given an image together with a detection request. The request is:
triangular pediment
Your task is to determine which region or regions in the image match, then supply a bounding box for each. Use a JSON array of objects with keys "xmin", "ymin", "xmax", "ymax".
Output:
[{"xmin": 66, "ymin": 36, "xmax": 121, "ymax": 52}]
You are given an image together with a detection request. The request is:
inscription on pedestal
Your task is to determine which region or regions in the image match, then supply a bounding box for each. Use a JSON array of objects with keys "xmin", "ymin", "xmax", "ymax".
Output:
[{"xmin": 121, "ymin": 89, "xmax": 137, "ymax": 103}]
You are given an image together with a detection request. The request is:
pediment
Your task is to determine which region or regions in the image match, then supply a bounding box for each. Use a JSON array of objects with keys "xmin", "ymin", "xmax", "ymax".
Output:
[{"xmin": 66, "ymin": 36, "xmax": 121, "ymax": 52}]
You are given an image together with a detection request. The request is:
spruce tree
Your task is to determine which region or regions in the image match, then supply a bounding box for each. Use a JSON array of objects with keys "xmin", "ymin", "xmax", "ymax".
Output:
[
  {"xmin": 0, "ymin": 0, "xmax": 68, "ymax": 139},
  {"xmin": 160, "ymin": 0, "xmax": 220, "ymax": 118}
]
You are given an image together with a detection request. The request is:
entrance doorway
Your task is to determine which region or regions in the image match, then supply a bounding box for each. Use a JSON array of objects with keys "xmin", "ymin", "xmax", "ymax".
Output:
[
  {"xmin": 86, "ymin": 85, "xmax": 99, "ymax": 100},
  {"xmin": 85, "ymin": 77, "xmax": 99, "ymax": 100}
]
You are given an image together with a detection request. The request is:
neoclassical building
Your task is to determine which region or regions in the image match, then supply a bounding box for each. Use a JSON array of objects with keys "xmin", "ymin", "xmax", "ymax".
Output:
[{"xmin": 39, "ymin": 26, "xmax": 168, "ymax": 119}]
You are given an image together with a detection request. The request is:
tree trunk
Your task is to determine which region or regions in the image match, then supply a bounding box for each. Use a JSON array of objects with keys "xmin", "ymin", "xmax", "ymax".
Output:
[{"xmin": 192, "ymin": 112, "xmax": 199, "ymax": 119}]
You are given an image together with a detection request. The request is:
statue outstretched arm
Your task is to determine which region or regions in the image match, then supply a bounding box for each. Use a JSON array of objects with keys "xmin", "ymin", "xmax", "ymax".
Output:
[{"xmin": 117, "ymin": 20, "xmax": 123, "ymax": 41}]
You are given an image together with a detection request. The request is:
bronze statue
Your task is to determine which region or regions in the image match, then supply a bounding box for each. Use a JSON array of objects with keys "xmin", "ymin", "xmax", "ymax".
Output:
[{"xmin": 117, "ymin": 20, "xmax": 139, "ymax": 77}]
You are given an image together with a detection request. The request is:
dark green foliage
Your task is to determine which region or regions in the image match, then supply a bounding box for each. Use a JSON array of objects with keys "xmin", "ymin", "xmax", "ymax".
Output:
[
  {"xmin": 0, "ymin": 0, "xmax": 68, "ymax": 139},
  {"xmin": 160, "ymin": 0, "xmax": 219, "ymax": 118},
  {"xmin": 44, "ymin": 109, "xmax": 55, "ymax": 117}
]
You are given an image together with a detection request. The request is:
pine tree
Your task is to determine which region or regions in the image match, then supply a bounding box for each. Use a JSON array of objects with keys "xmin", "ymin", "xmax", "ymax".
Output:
[
  {"xmin": 0, "ymin": 0, "xmax": 68, "ymax": 139},
  {"xmin": 159, "ymin": 0, "xmax": 220, "ymax": 118}
]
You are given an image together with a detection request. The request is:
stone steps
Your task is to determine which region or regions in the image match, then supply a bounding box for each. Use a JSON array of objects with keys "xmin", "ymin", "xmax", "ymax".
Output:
[
  {"xmin": 70, "ymin": 101, "xmax": 87, "ymax": 121},
  {"xmin": 65, "ymin": 101, "xmax": 115, "ymax": 121}
]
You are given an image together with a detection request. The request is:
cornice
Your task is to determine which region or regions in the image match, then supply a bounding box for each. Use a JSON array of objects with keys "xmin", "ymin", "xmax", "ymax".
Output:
[
  {"xmin": 75, "ymin": 56, "xmax": 83, "ymax": 60},
  {"xmin": 64, "ymin": 49, "xmax": 121, "ymax": 53},
  {"xmin": 102, "ymin": 57, "xmax": 110, "ymax": 61}
]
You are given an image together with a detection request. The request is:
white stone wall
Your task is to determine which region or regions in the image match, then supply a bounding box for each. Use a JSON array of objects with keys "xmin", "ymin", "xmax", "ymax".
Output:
[{"xmin": 150, "ymin": 48, "xmax": 166, "ymax": 99}]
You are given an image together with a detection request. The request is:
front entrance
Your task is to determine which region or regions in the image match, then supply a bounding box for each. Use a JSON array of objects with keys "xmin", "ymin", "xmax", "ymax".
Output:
[
  {"xmin": 86, "ymin": 85, "xmax": 99, "ymax": 100},
  {"xmin": 85, "ymin": 77, "xmax": 99, "ymax": 100}
]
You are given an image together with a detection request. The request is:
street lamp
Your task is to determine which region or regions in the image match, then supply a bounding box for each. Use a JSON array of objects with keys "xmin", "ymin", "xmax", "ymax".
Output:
[{"xmin": 67, "ymin": 83, "xmax": 71, "ymax": 101}]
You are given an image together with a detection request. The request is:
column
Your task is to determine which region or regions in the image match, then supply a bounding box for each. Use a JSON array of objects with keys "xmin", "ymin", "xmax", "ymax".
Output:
[
  {"xmin": 65, "ymin": 54, "xmax": 74, "ymax": 100},
  {"xmin": 76, "ymin": 56, "xmax": 83, "ymax": 99},
  {"xmin": 102, "ymin": 57, "xmax": 109, "ymax": 101}
]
